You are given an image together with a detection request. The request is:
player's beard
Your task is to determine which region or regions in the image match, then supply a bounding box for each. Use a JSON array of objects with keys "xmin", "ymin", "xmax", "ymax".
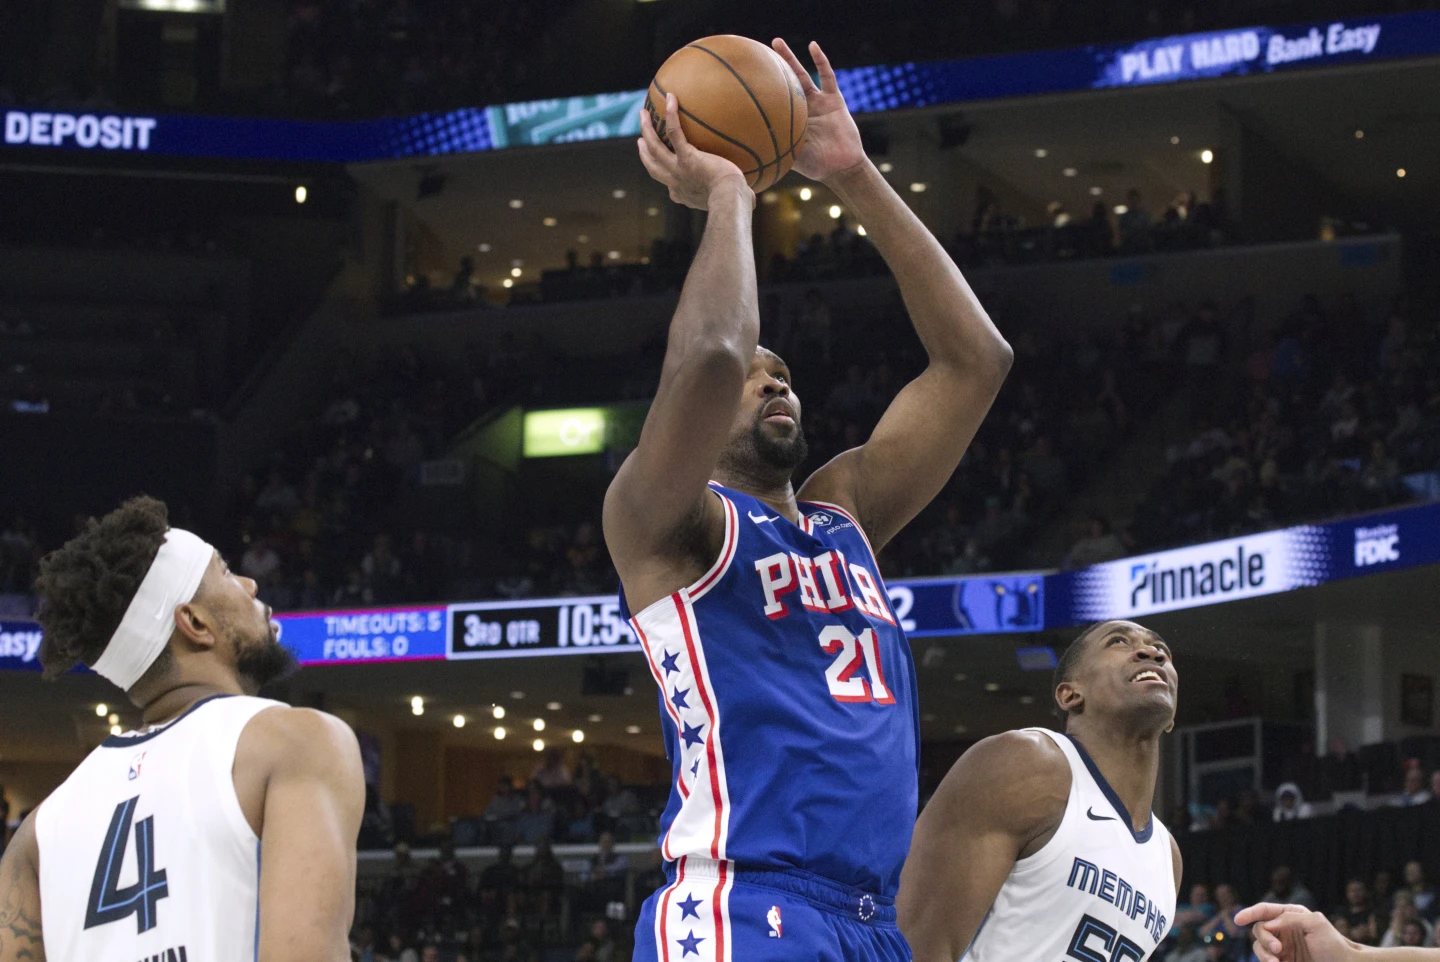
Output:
[
  {"xmin": 747, "ymin": 410, "xmax": 809, "ymax": 473},
  {"xmin": 233, "ymin": 620, "xmax": 297, "ymax": 692}
]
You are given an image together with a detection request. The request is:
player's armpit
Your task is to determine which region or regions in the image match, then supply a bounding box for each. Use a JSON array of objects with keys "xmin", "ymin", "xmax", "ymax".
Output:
[
  {"xmin": 247, "ymin": 708, "xmax": 363, "ymax": 962},
  {"xmin": 0, "ymin": 813, "xmax": 45, "ymax": 962},
  {"xmin": 897, "ymin": 731, "xmax": 1070, "ymax": 962}
]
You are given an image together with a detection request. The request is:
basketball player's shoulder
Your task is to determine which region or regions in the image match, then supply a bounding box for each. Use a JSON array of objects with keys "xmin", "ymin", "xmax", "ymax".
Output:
[
  {"xmin": 236, "ymin": 705, "xmax": 360, "ymax": 777},
  {"xmin": 931, "ymin": 729, "xmax": 1071, "ymax": 828}
]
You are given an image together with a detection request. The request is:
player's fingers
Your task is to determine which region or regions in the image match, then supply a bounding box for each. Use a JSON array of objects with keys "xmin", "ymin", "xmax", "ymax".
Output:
[
  {"xmin": 639, "ymin": 106, "xmax": 672, "ymax": 159},
  {"xmin": 771, "ymin": 38, "xmax": 819, "ymax": 94},
  {"xmin": 1253, "ymin": 921, "xmax": 1284, "ymax": 958},
  {"xmin": 637, "ymin": 138, "xmax": 673, "ymax": 186},
  {"xmin": 809, "ymin": 40, "xmax": 840, "ymax": 93},
  {"xmin": 1237, "ymin": 903, "xmax": 1291, "ymax": 926},
  {"xmin": 663, "ymin": 93, "xmax": 690, "ymax": 153}
]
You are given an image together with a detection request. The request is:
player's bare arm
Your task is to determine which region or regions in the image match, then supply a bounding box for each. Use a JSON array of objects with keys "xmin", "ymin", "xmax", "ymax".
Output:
[
  {"xmin": 0, "ymin": 813, "xmax": 45, "ymax": 962},
  {"xmin": 1171, "ymin": 835, "xmax": 1183, "ymax": 897},
  {"xmin": 774, "ymin": 39, "xmax": 1014, "ymax": 551},
  {"xmin": 603, "ymin": 92, "xmax": 760, "ymax": 613},
  {"xmin": 897, "ymin": 730, "xmax": 1070, "ymax": 962},
  {"xmin": 233, "ymin": 706, "xmax": 364, "ymax": 962}
]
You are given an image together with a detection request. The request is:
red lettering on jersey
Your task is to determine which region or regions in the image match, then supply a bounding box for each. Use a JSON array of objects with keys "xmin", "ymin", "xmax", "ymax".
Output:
[
  {"xmin": 791, "ymin": 553, "xmax": 828, "ymax": 613},
  {"xmin": 755, "ymin": 552, "xmax": 797, "ymax": 619},
  {"xmin": 813, "ymin": 551, "xmax": 854, "ymax": 612}
]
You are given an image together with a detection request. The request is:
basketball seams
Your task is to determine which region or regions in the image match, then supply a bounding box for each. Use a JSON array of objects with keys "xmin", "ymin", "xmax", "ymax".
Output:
[
  {"xmin": 684, "ymin": 43, "xmax": 783, "ymax": 189},
  {"xmin": 649, "ymin": 78, "xmax": 766, "ymax": 184}
]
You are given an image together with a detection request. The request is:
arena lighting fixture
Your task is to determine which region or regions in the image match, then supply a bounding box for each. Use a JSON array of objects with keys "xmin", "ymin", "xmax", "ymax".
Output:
[
  {"xmin": 546, "ymin": 701, "xmax": 562, "ymax": 711},
  {"xmin": 108, "ymin": 714, "xmax": 120, "ymax": 725},
  {"xmin": 909, "ymin": 182, "xmax": 927, "ymax": 193},
  {"xmin": 577, "ymin": 234, "xmax": 589, "ymax": 243},
  {"xmin": 1062, "ymin": 167, "xmax": 1077, "ymax": 177},
  {"xmin": 1035, "ymin": 148, "xmax": 1048, "ymax": 158},
  {"xmin": 798, "ymin": 186, "xmax": 813, "ymax": 201},
  {"xmin": 1113, "ymin": 204, "xmax": 1129, "ymax": 215},
  {"xmin": 984, "ymin": 682, "xmax": 1000, "ymax": 692},
  {"xmin": 954, "ymin": 724, "xmax": 968, "ymax": 734},
  {"xmin": 646, "ymin": 207, "xmax": 660, "ymax": 216},
  {"xmin": 494, "ymin": 727, "xmax": 506, "ymax": 740},
  {"xmin": 95, "ymin": 703, "xmax": 109, "ymax": 717},
  {"xmin": 477, "ymin": 243, "xmax": 491, "ymax": 252},
  {"xmin": 625, "ymin": 725, "xmax": 642, "ymax": 735},
  {"xmin": 1355, "ymin": 129, "xmax": 1365, "ymax": 139},
  {"xmin": 828, "ymin": 205, "xmax": 843, "ymax": 219},
  {"xmin": 1397, "ymin": 168, "xmax": 1407, "ymax": 178},
  {"xmin": 761, "ymin": 193, "xmax": 778, "ymax": 205},
  {"xmin": 1019, "ymin": 695, "xmax": 1035, "ymax": 705},
  {"xmin": 878, "ymin": 161, "xmax": 894, "ymax": 172},
  {"xmin": 588, "ymin": 713, "xmax": 603, "ymax": 723},
  {"xmin": 502, "ymin": 279, "xmax": 513, "ymax": 289},
  {"xmin": 1089, "ymin": 186, "xmax": 1103, "ymax": 196},
  {"xmin": 572, "ymin": 730, "xmax": 585, "ymax": 743},
  {"xmin": 294, "ymin": 185, "xmax": 307, "ymax": 204},
  {"xmin": 1170, "ymin": 135, "xmax": 1180, "ymax": 145},
  {"xmin": 1200, "ymin": 149, "xmax": 1214, "ymax": 164},
  {"xmin": 533, "ymin": 718, "xmax": 546, "ymax": 732},
  {"xmin": 110, "ymin": 725, "xmax": 123, "ymax": 735},
  {"xmin": 612, "ymin": 189, "xmax": 627, "ymax": 199},
  {"xmin": 452, "ymin": 714, "xmax": 466, "ymax": 728},
  {"xmin": 607, "ymin": 250, "xmax": 621, "ymax": 260},
  {"xmin": 510, "ymin": 691, "xmax": 525, "ymax": 700},
  {"xmin": 922, "ymin": 713, "xmax": 936, "ymax": 722},
  {"xmin": 542, "ymin": 217, "xmax": 557, "ymax": 227},
  {"xmin": 508, "ymin": 199, "xmax": 524, "ymax": 209},
  {"xmin": 952, "ymin": 673, "xmax": 967, "ymax": 682},
  {"xmin": 492, "ymin": 705, "xmax": 505, "ymax": 719},
  {"xmin": 410, "ymin": 697, "xmax": 424, "ymax": 716},
  {"xmin": 533, "ymin": 739, "xmax": 545, "ymax": 752},
  {"xmin": 510, "ymin": 267, "xmax": 522, "ymax": 277}
]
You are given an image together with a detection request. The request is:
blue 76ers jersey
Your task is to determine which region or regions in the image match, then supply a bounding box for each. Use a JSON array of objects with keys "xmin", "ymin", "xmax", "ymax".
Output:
[{"xmin": 621, "ymin": 482, "xmax": 920, "ymax": 896}]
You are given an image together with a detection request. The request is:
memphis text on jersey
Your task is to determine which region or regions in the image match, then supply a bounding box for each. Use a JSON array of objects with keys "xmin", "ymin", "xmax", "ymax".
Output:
[{"xmin": 1067, "ymin": 856, "xmax": 1169, "ymax": 946}]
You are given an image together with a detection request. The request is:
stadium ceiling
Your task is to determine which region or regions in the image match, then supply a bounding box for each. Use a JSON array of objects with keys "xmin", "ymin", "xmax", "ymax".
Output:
[{"xmin": 351, "ymin": 56, "xmax": 1440, "ymax": 287}]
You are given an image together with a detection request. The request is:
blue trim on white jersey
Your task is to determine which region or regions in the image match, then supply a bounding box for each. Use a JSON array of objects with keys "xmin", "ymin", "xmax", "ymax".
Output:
[
  {"xmin": 101, "ymin": 694, "xmax": 233, "ymax": 748},
  {"xmin": 254, "ymin": 839, "xmax": 262, "ymax": 961},
  {"xmin": 1065, "ymin": 733, "xmax": 1153, "ymax": 843}
]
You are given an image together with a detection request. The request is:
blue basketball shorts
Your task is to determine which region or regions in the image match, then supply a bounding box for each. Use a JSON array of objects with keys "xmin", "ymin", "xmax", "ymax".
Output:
[{"xmin": 632, "ymin": 855, "xmax": 913, "ymax": 962}]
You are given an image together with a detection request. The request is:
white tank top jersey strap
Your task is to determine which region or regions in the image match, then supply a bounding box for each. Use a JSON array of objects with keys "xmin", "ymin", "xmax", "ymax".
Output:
[
  {"xmin": 35, "ymin": 694, "xmax": 284, "ymax": 962},
  {"xmin": 962, "ymin": 728, "xmax": 1177, "ymax": 962}
]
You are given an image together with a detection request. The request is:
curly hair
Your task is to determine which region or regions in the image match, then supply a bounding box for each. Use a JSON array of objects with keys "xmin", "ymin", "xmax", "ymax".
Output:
[{"xmin": 34, "ymin": 495, "xmax": 171, "ymax": 681}]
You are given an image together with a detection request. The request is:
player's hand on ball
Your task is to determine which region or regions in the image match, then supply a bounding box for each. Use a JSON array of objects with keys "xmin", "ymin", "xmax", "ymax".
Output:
[
  {"xmin": 638, "ymin": 93, "xmax": 752, "ymax": 211},
  {"xmin": 1236, "ymin": 904, "xmax": 1359, "ymax": 962},
  {"xmin": 771, "ymin": 39, "xmax": 866, "ymax": 184}
]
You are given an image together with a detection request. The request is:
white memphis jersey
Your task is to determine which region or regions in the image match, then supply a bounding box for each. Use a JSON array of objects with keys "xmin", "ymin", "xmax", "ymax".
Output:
[
  {"xmin": 964, "ymin": 728, "xmax": 1177, "ymax": 962},
  {"xmin": 35, "ymin": 695, "xmax": 283, "ymax": 962}
]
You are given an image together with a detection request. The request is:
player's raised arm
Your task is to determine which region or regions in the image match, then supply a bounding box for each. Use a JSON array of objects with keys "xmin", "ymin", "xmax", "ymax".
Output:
[
  {"xmin": 897, "ymin": 731, "xmax": 1069, "ymax": 962},
  {"xmin": 603, "ymin": 93, "xmax": 759, "ymax": 596},
  {"xmin": 0, "ymin": 813, "xmax": 45, "ymax": 962},
  {"xmin": 240, "ymin": 707, "xmax": 364, "ymax": 962},
  {"xmin": 775, "ymin": 40, "xmax": 1013, "ymax": 551}
]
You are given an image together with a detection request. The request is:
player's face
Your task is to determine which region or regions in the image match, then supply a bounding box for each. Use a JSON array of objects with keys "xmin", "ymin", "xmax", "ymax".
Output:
[
  {"xmin": 199, "ymin": 554, "xmax": 295, "ymax": 691},
  {"xmin": 1069, "ymin": 621, "xmax": 1177, "ymax": 730},
  {"xmin": 720, "ymin": 348, "xmax": 808, "ymax": 476}
]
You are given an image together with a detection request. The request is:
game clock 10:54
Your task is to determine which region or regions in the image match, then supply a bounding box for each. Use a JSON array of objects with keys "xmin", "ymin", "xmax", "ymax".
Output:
[{"xmin": 447, "ymin": 598, "xmax": 639, "ymax": 660}]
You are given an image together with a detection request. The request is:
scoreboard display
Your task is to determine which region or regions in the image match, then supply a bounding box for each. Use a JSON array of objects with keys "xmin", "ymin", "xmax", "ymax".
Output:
[{"xmin": 447, "ymin": 596, "xmax": 638, "ymax": 660}]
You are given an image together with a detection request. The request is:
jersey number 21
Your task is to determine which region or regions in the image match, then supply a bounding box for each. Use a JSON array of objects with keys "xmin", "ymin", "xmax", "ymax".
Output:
[{"xmin": 84, "ymin": 795, "xmax": 170, "ymax": 934}]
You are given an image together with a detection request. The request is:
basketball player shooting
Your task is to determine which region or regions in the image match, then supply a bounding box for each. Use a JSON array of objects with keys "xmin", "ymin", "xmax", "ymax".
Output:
[
  {"xmin": 0, "ymin": 496, "xmax": 363, "ymax": 962},
  {"xmin": 898, "ymin": 621, "xmax": 1183, "ymax": 962},
  {"xmin": 606, "ymin": 38, "xmax": 1012, "ymax": 962}
]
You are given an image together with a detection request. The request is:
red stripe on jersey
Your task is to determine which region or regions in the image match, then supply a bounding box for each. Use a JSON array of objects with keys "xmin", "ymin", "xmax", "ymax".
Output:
[
  {"xmin": 673, "ymin": 594, "xmax": 725, "ymax": 859},
  {"xmin": 712, "ymin": 860, "xmax": 728, "ymax": 962},
  {"xmin": 690, "ymin": 497, "xmax": 738, "ymax": 599}
]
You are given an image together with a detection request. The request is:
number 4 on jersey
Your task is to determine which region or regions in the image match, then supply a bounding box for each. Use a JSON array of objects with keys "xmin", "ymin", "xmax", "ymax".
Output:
[{"xmin": 85, "ymin": 795, "xmax": 170, "ymax": 934}]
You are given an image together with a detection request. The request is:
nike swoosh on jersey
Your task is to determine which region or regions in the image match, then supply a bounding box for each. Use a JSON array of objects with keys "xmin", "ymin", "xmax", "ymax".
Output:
[
  {"xmin": 1086, "ymin": 807, "xmax": 1117, "ymax": 822},
  {"xmin": 748, "ymin": 511, "xmax": 779, "ymax": 524}
]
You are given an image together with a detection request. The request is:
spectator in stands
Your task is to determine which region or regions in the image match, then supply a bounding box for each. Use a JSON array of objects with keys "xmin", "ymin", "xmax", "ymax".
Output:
[
  {"xmin": 486, "ymin": 776, "xmax": 524, "ymax": 822},
  {"xmin": 1382, "ymin": 890, "xmax": 1435, "ymax": 947},
  {"xmin": 1273, "ymin": 782, "xmax": 1314, "ymax": 821},
  {"xmin": 581, "ymin": 919, "xmax": 617, "ymax": 962},
  {"xmin": 515, "ymin": 783, "xmax": 556, "ymax": 844},
  {"xmin": 1201, "ymin": 884, "xmax": 1248, "ymax": 944},
  {"xmin": 1392, "ymin": 764, "xmax": 1433, "ymax": 807},
  {"xmin": 1403, "ymin": 862, "xmax": 1438, "ymax": 922},
  {"xmin": 240, "ymin": 535, "xmax": 282, "ymax": 582},
  {"xmin": 1118, "ymin": 189, "xmax": 1154, "ymax": 252},
  {"xmin": 533, "ymin": 750, "xmax": 572, "ymax": 790},
  {"xmin": 255, "ymin": 469, "xmax": 302, "ymax": 517},
  {"xmin": 477, "ymin": 844, "xmax": 520, "ymax": 922},
  {"xmin": 586, "ymin": 831, "xmax": 627, "ymax": 907},
  {"xmin": 362, "ymin": 534, "xmax": 404, "ymax": 603},
  {"xmin": 1341, "ymin": 878, "xmax": 1382, "ymax": 945},
  {"xmin": 523, "ymin": 838, "xmax": 565, "ymax": 922},
  {"xmin": 1166, "ymin": 923, "xmax": 1208, "ymax": 962},
  {"xmin": 1064, "ymin": 516, "xmax": 1128, "ymax": 569},
  {"xmin": 1200, "ymin": 932, "xmax": 1230, "ymax": 962},
  {"xmin": 381, "ymin": 932, "xmax": 419, "ymax": 962},
  {"xmin": 415, "ymin": 837, "xmax": 468, "ymax": 932},
  {"xmin": 1175, "ymin": 883, "xmax": 1218, "ymax": 930},
  {"xmin": 1432, "ymin": 770, "xmax": 1440, "ymax": 802},
  {"xmin": 1265, "ymin": 866, "xmax": 1317, "ymax": 910},
  {"xmin": 1320, "ymin": 739, "xmax": 1365, "ymax": 797},
  {"xmin": 1374, "ymin": 871, "xmax": 1396, "ymax": 916},
  {"xmin": 352, "ymin": 924, "xmax": 378, "ymax": 962}
]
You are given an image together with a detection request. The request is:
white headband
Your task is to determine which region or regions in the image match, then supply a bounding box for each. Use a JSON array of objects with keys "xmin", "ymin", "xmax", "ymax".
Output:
[{"xmin": 92, "ymin": 528, "xmax": 214, "ymax": 690}]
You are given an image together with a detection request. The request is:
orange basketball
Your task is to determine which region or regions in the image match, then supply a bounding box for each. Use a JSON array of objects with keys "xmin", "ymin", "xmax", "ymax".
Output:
[{"xmin": 646, "ymin": 35, "xmax": 808, "ymax": 193}]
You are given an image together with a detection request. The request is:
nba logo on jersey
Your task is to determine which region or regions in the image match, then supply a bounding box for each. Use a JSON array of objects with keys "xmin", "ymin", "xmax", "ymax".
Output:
[
  {"xmin": 127, "ymin": 751, "xmax": 146, "ymax": 781},
  {"xmin": 767, "ymin": 906, "xmax": 782, "ymax": 938}
]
